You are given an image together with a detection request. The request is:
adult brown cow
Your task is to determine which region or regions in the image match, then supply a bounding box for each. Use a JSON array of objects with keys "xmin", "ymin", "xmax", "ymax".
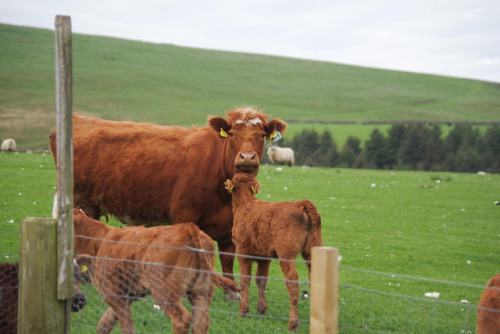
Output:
[{"xmin": 50, "ymin": 107, "xmax": 287, "ymax": 295}]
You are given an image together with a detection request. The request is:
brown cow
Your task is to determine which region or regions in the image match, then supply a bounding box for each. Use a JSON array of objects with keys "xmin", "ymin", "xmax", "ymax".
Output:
[
  {"xmin": 477, "ymin": 273, "xmax": 500, "ymax": 334},
  {"xmin": 73, "ymin": 209, "xmax": 240, "ymax": 334},
  {"xmin": 50, "ymin": 107, "xmax": 287, "ymax": 291},
  {"xmin": 224, "ymin": 173, "xmax": 323, "ymax": 331},
  {"xmin": 0, "ymin": 260, "xmax": 86, "ymax": 334}
]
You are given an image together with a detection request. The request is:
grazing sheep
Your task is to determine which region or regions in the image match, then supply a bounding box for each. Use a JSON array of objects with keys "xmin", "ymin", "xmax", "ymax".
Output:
[
  {"xmin": 267, "ymin": 144, "xmax": 294, "ymax": 166},
  {"xmin": 225, "ymin": 173, "xmax": 323, "ymax": 331},
  {"xmin": 1, "ymin": 139, "xmax": 16, "ymax": 152}
]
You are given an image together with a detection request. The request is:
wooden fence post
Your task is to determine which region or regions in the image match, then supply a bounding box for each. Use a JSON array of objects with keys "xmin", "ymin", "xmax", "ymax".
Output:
[
  {"xmin": 310, "ymin": 247, "xmax": 339, "ymax": 334},
  {"xmin": 55, "ymin": 14, "xmax": 74, "ymax": 303},
  {"xmin": 18, "ymin": 218, "xmax": 67, "ymax": 333}
]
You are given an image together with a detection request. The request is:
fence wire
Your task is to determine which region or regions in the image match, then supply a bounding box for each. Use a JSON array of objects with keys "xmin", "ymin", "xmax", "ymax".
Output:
[{"xmin": 1, "ymin": 233, "xmax": 498, "ymax": 333}]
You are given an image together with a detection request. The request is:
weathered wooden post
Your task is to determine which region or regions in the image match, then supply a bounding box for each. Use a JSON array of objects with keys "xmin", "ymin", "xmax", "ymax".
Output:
[
  {"xmin": 310, "ymin": 247, "xmax": 339, "ymax": 334},
  {"xmin": 18, "ymin": 14, "xmax": 74, "ymax": 333},
  {"xmin": 54, "ymin": 14, "xmax": 74, "ymax": 303},
  {"xmin": 18, "ymin": 218, "xmax": 67, "ymax": 333}
]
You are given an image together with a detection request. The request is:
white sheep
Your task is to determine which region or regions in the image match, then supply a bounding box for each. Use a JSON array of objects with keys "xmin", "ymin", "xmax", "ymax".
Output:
[
  {"xmin": 267, "ymin": 144, "xmax": 294, "ymax": 167},
  {"xmin": 1, "ymin": 138, "xmax": 16, "ymax": 152}
]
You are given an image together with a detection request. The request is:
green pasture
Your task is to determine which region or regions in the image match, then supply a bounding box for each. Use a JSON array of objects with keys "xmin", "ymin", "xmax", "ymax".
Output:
[
  {"xmin": 1, "ymin": 152, "xmax": 498, "ymax": 333},
  {"xmin": 1, "ymin": 23, "xmax": 500, "ymax": 151}
]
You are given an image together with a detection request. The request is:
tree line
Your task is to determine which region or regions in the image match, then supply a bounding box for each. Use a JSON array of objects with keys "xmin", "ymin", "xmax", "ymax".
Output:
[{"xmin": 280, "ymin": 123, "xmax": 500, "ymax": 173}]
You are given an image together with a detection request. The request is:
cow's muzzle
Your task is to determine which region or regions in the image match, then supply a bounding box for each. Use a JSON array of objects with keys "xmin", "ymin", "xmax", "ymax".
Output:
[
  {"xmin": 235, "ymin": 152, "xmax": 259, "ymax": 172},
  {"xmin": 72, "ymin": 292, "xmax": 87, "ymax": 312}
]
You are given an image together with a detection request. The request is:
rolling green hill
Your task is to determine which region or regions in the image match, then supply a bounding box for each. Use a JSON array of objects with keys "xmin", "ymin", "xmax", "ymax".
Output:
[{"xmin": 1, "ymin": 23, "xmax": 499, "ymax": 150}]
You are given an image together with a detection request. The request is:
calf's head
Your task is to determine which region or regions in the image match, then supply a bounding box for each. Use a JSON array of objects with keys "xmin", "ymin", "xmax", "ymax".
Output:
[
  {"xmin": 209, "ymin": 107, "xmax": 287, "ymax": 173},
  {"xmin": 224, "ymin": 173, "xmax": 261, "ymax": 197}
]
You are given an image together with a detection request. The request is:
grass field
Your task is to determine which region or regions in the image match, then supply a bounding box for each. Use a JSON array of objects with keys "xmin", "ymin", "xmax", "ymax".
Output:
[
  {"xmin": 1, "ymin": 23, "xmax": 500, "ymax": 151},
  {"xmin": 1, "ymin": 152, "xmax": 498, "ymax": 332}
]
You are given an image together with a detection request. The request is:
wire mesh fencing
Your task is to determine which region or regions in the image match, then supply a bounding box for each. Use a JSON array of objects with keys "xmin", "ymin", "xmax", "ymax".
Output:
[{"xmin": 1, "ymin": 233, "xmax": 497, "ymax": 333}]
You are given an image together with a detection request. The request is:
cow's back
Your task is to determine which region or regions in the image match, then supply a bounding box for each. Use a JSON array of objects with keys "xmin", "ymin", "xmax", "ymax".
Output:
[{"xmin": 53, "ymin": 115, "xmax": 225, "ymax": 226}]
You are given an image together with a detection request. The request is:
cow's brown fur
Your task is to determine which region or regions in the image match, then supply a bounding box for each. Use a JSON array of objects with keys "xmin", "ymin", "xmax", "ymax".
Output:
[
  {"xmin": 73, "ymin": 209, "xmax": 240, "ymax": 334},
  {"xmin": 224, "ymin": 173, "xmax": 323, "ymax": 331},
  {"xmin": 0, "ymin": 261, "xmax": 86, "ymax": 334},
  {"xmin": 477, "ymin": 274, "xmax": 500, "ymax": 334},
  {"xmin": 50, "ymin": 108, "xmax": 286, "ymax": 284}
]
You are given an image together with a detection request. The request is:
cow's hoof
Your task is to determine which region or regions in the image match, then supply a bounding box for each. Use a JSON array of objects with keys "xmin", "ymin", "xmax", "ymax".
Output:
[
  {"xmin": 225, "ymin": 290, "xmax": 241, "ymax": 302},
  {"xmin": 239, "ymin": 308, "xmax": 249, "ymax": 317},
  {"xmin": 288, "ymin": 320, "xmax": 299, "ymax": 331}
]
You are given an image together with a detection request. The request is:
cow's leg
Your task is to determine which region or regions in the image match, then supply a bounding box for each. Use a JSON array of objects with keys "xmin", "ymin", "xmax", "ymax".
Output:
[
  {"xmin": 237, "ymin": 256, "xmax": 253, "ymax": 317},
  {"xmin": 279, "ymin": 257, "xmax": 300, "ymax": 331},
  {"xmin": 97, "ymin": 307, "xmax": 119, "ymax": 334},
  {"xmin": 217, "ymin": 239, "xmax": 240, "ymax": 301},
  {"xmin": 74, "ymin": 192, "xmax": 101, "ymax": 219},
  {"xmin": 255, "ymin": 259, "xmax": 270, "ymax": 315}
]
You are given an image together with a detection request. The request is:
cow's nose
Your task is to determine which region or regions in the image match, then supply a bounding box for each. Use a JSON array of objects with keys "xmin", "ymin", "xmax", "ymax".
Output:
[
  {"xmin": 72, "ymin": 292, "xmax": 87, "ymax": 312},
  {"xmin": 240, "ymin": 152, "xmax": 256, "ymax": 161}
]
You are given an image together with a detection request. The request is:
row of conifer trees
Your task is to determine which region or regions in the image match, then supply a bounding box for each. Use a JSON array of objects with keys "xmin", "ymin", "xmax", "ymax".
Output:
[{"xmin": 279, "ymin": 123, "xmax": 500, "ymax": 173}]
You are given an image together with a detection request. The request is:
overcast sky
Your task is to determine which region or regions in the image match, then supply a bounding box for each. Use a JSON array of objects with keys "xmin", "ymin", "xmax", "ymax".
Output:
[{"xmin": 1, "ymin": 0, "xmax": 499, "ymax": 83}]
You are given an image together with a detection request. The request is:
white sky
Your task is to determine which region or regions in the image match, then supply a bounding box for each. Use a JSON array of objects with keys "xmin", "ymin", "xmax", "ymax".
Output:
[{"xmin": 1, "ymin": 0, "xmax": 499, "ymax": 83}]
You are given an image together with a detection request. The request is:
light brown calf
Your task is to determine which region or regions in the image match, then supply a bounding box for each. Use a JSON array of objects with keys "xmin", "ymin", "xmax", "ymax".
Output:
[
  {"xmin": 477, "ymin": 273, "xmax": 500, "ymax": 334},
  {"xmin": 73, "ymin": 209, "xmax": 239, "ymax": 334},
  {"xmin": 225, "ymin": 173, "xmax": 323, "ymax": 331}
]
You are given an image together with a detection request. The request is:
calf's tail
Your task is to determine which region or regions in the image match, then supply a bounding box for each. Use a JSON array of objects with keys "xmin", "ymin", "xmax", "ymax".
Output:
[
  {"xmin": 300, "ymin": 200, "xmax": 323, "ymax": 248},
  {"xmin": 186, "ymin": 223, "xmax": 241, "ymax": 295}
]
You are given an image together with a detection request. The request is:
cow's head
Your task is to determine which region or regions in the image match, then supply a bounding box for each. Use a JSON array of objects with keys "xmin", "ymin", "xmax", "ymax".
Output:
[{"xmin": 209, "ymin": 107, "xmax": 287, "ymax": 173}]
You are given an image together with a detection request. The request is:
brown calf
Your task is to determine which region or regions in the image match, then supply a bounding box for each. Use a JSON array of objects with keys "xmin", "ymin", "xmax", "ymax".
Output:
[
  {"xmin": 0, "ymin": 261, "xmax": 86, "ymax": 334},
  {"xmin": 73, "ymin": 209, "xmax": 239, "ymax": 334},
  {"xmin": 224, "ymin": 173, "xmax": 323, "ymax": 331},
  {"xmin": 477, "ymin": 273, "xmax": 500, "ymax": 334}
]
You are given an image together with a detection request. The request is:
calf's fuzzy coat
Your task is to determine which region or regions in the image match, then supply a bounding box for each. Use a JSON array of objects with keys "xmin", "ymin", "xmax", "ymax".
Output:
[
  {"xmin": 73, "ymin": 209, "xmax": 239, "ymax": 334},
  {"xmin": 225, "ymin": 173, "xmax": 323, "ymax": 331}
]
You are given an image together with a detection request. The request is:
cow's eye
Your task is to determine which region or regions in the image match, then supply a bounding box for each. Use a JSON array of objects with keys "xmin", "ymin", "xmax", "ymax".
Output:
[{"xmin": 228, "ymin": 131, "xmax": 234, "ymax": 137}]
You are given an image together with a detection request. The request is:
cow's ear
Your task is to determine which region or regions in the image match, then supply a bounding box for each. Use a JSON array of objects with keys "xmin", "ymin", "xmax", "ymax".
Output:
[
  {"xmin": 209, "ymin": 116, "xmax": 231, "ymax": 136},
  {"xmin": 265, "ymin": 119, "xmax": 287, "ymax": 139}
]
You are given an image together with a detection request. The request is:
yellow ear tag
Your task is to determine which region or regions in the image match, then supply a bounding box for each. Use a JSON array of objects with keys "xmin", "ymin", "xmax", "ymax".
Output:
[
  {"xmin": 270, "ymin": 129, "xmax": 282, "ymax": 142},
  {"xmin": 81, "ymin": 264, "xmax": 88, "ymax": 273},
  {"xmin": 227, "ymin": 184, "xmax": 234, "ymax": 193},
  {"xmin": 220, "ymin": 128, "xmax": 228, "ymax": 138},
  {"xmin": 251, "ymin": 186, "xmax": 256, "ymax": 194}
]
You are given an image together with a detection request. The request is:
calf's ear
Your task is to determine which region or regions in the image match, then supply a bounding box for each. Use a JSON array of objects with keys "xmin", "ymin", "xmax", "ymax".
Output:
[
  {"xmin": 265, "ymin": 119, "xmax": 287, "ymax": 139},
  {"xmin": 209, "ymin": 116, "xmax": 231, "ymax": 136},
  {"xmin": 75, "ymin": 254, "xmax": 93, "ymax": 272},
  {"xmin": 224, "ymin": 179, "xmax": 235, "ymax": 193},
  {"xmin": 253, "ymin": 181, "xmax": 261, "ymax": 194}
]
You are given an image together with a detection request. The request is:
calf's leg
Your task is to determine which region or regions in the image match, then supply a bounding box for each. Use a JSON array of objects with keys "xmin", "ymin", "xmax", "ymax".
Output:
[
  {"xmin": 97, "ymin": 307, "xmax": 119, "ymax": 334},
  {"xmin": 255, "ymin": 260, "xmax": 271, "ymax": 315},
  {"xmin": 188, "ymin": 287, "xmax": 213, "ymax": 334},
  {"xmin": 279, "ymin": 258, "xmax": 300, "ymax": 331},
  {"xmin": 151, "ymin": 285, "xmax": 191, "ymax": 334},
  {"xmin": 237, "ymin": 256, "xmax": 253, "ymax": 317}
]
